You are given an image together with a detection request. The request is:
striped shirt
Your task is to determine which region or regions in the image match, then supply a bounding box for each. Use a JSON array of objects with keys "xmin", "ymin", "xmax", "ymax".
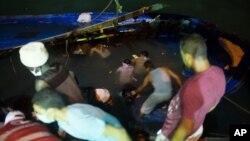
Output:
[{"xmin": 0, "ymin": 120, "xmax": 60, "ymax": 141}]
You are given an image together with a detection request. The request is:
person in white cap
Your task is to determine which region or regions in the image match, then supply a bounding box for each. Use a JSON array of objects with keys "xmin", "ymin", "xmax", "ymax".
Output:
[
  {"xmin": 0, "ymin": 110, "xmax": 60, "ymax": 141},
  {"xmin": 19, "ymin": 42, "xmax": 84, "ymax": 104}
]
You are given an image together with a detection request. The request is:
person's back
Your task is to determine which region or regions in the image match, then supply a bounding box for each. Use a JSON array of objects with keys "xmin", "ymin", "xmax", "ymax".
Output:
[
  {"xmin": 58, "ymin": 104, "xmax": 120, "ymax": 141},
  {"xmin": 131, "ymin": 61, "xmax": 182, "ymax": 115},
  {"xmin": 150, "ymin": 68, "xmax": 172, "ymax": 94},
  {"xmin": 116, "ymin": 59, "xmax": 135, "ymax": 85},
  {"xmin": 161, "ymin": 65, "xmax": 225, "ymax": 138},
  {"xmin": 157, "ymin": 34, "xmax": 226, "ymax": 141},
  {"xmin": 181, "ymin": 65, "xmax": 225, "ymax": 131},
  {"xmin": 132, "ymin": 51, "xmax": 149, "ymax": 75}
]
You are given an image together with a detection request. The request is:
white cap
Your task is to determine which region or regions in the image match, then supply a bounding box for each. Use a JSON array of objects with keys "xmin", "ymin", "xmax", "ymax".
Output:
[
  {"xmin": 19, "ymin": 42, "xmax": 49, "ymax": 68},
  {"xmin": 4, "ymin": 111, "xmax": 25, "ymax": 125}
]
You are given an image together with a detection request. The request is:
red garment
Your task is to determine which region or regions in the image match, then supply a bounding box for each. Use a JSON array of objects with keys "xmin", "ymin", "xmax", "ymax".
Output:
[
  {"xmin": 161, "ymin": 66, "xmax": 226, "ymax": 138},
  {"xmin": 0, "ymin": 120, "xmax": 60, "ymax": 141}
]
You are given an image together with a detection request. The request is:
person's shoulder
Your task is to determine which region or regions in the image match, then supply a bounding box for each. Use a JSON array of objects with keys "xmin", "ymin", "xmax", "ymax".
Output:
[
  {"xmin": 150, "ymin": 67, "xmax": 161, "ymax": 73},
  {"xmin": 67, "ymin": 103, "xmax": 84, "ymax": 109},
  {"xmin": 116, "ymin": 66, "xmax": 123, "ymax": 71},
  {"xmin": 68, "ymin": 103, "xmax": 99, "ymax": 111},
  {"xmin": 199, "ymin": 66, "xmax": 225, "ymax": 80},
  {"xmin": 66, "ymin": 104, "xmax": 87, "ymax": 116},
  {"xmin": 67, "ymin": 104, "xmax": 105, "ymax": 119},
  {"xmin": 128, "ymin": 65, "xmax": 134, "ymax": 70},
  {"xmin": 211, "ymin": 66, "xmax": 225, "ymax": 74}
]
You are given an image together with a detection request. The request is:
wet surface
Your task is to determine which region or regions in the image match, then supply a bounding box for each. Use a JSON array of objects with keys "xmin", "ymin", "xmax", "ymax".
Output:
[{"xmin": 0, "ymin": 36, "xmax": 250, "ymax": 140}]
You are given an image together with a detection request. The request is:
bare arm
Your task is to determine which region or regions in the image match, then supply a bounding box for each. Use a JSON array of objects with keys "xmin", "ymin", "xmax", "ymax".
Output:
[
  {"xmin": 35, "ymin": 79, "xmax": 49, "ymax": 92},
  {"xmin": 130, "ymin": 75, "xmax": 137, "ymax": 82},
  {"xmin": 133, "ymin": 74, "xmax": 151, "ymax": 94},
  {"xmin": 171, "ymin": 117, "xmax": 194, "ymax": 141}
]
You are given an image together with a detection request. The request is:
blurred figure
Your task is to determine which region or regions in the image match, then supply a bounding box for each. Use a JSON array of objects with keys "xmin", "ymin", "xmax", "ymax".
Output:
[
  {"xmin": 32, "ymin": 88, "xmax": 131, "ymax": 141},
  {"xmin": 218, "ymin": 37, "xmax": 244, "ymax": 70},
  {"xmin": 116, "ymin": 59, "xmax": 136, "ymax": 86},
  {"xmin": 82, "ymin": 87, "xmax": 113, "ymax": 107},
  {"xmin": 155, "ymin": 34, "xmax": 226, "ymax": 141},
  {"xmin": 131, "ymin": 51, "xmax": 150, "ymax": 75},
  {"xmin": 19, "ymin": 42, "xmax": 84, "ymax": 104},
  {"xmin": 131, "ymin": 60, "xmax": 182, "ymax": 116},
  {"xmin": 90, "ymin": 44, "xmax": 111, "ymax": 59},
  {"xmin": 71, "ymin": 43, "xmax": 92, "ymax": 55},
  {"xmin": 0, "ymin": 111, "xmax": 60, "ymax": 141},
  {"xmin": 1, "ymin": 95, "xmax": 33, "ymax": 120}
]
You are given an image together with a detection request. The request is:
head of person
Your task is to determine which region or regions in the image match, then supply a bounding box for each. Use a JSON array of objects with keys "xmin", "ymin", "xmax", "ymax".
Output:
[
  {"xmin": 82, "ymin": 87, "xmax": 111, "ymax": 105},
  {"xmin": 32, "ymin": 88, "xmax": 67, "ymax": 124},
  {"xmin": 180, "ymin": 34, "xmax": 208, "ymax": 70},
  {"xmin": 95, "ymin": 88, "xmax": 111, "ymax": 104},
  {"xmin": 144, "ymin": 60, "xmax": 155, "ymax": 72},
  {"xmin": 4, "ymin": 110, "xmax": 25, "ymax": 125},
  {"xmin": 122, "ymin": 59, "xmax": 131, "ymax": 66},
  {"xmin": 139, "ymin": 51, "xmax": 149, "ymax": 58},
  {"xmin": 19, "ymin": 42, "xmax": 49, "ymax": 76}
]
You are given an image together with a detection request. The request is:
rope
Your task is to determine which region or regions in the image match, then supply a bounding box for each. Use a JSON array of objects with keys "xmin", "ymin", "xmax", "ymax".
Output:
[
  {"xmin": 9, "ymin": 56, "xmax": 16, "ymax": 74},
  {"xmin": 92, "ymin": 0, "xmax": 114, "ymax": 22},
  {"xmin": 65, "ymin": 0, "xmax": 113, "ymax": 67},
  {"xmin": 223, "ymin": 95, "xmax": 250, "ymax": 115},
  {"xmin": 64, "ymin": 40, "xmax": 69, "ymax": 67}
]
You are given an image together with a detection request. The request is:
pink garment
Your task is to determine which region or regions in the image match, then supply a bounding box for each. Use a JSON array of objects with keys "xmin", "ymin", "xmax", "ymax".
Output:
[
  {"xmin": 116, "ymin": 63, "xmax": 134, "ymax": 85},
  {"xmin": 161, "ymin": 66, "xmax": 226, "ymax": 138}
]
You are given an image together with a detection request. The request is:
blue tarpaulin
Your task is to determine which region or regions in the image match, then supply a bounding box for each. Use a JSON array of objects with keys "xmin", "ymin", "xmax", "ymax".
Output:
[{"xmin": 0, "ymin": 12, "xmax": 152, "ymax": 50}]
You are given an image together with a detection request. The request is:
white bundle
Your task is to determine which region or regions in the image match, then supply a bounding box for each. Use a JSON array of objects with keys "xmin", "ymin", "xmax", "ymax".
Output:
[{"xmin": 77, "ymin": 12, "xmax": 92, "ymax": 23}]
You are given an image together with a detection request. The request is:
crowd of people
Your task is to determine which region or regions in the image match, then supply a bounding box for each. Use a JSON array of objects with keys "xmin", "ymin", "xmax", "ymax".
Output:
[{"xmin": 0, "ymin": 33, "xmax": 226, "ymax": 141}]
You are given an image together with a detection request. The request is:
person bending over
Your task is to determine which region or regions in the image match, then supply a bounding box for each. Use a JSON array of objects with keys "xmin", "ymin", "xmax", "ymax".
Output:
[
  {"xmin": 32, "ymin": 88, "xmax": 131, "ymax": 141},
  {"xmin": 19, "ymin": 42, "xmax": 84, "ymax": 104},
  {"xmin": 131, "ymin": 60, "xmax": 182, "ymax": 117}
]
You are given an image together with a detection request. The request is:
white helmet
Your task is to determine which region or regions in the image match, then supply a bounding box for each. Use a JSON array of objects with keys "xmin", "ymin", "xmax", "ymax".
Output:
[{"xmin": 19, "ymin": 42, "xmax": 49, "ymax": 68}]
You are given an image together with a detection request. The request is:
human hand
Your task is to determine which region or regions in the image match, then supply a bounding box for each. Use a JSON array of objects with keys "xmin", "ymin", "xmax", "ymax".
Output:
[
  {"xmin": 131, "ymin": 90, "xmax": 137, "ymax": 96},
  {"xmin": 155, "ymin": 130, "xmax": 169, "ymax": 141},
  {"xmin": 58, "ymin": 130, "xmax": 66, "ymax": 138},
  {"xmin": 155, "ymin": 134, "xmax": 169, "ymax": 141},
  {"xmin": 185, "ymin": 125, "xmax": 203, "ymax": 141},
  {"xmin": 185, "ymin": 136, "xmax": 201, "ymax": 141}
]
